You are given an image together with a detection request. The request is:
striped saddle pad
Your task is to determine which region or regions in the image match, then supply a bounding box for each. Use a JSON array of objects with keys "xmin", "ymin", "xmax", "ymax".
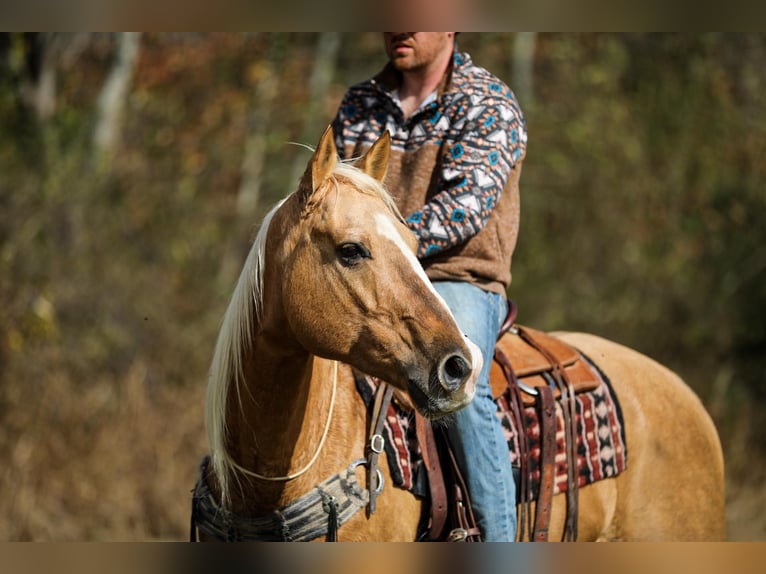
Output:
[{"xmin": 354, "ymin": 340, "xmax": 627, "ymax": 502}]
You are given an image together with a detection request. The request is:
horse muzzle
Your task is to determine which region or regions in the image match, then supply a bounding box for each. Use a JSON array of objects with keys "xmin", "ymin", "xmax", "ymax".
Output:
[{"xmin": 407, "ymin": 339, "xmax": 482, "ymax": 419}]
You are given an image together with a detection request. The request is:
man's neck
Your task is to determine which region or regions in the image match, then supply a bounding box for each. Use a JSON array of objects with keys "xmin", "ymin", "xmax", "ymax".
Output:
[{"xmin": 397, "ymin": 50, "xmax": 453, "ymax": 119}]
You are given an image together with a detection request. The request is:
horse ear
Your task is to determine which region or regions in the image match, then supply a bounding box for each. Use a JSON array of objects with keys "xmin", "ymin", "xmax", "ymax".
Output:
[
  {"xmin": 355, "ymin": 130, "xmax": 390, "ymax": 182},
  {"xmin": 300, "ymin": 125, "xmax": 337, "ymax": 198}
]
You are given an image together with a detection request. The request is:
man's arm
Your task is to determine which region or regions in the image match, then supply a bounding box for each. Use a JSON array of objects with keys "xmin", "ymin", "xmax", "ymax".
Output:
[
  {"xmin": 406, "ymin": 97, "xmax": 527, "ymax": 259},
  {"xmin": 331, "ymin": 96, "xmax": 350, "ymax": 160}
]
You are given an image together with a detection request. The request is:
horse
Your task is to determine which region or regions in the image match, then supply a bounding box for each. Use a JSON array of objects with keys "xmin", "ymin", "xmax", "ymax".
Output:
[{"xmin": 193, "ymin": 125, "xmax": 726, "ymax": 542}]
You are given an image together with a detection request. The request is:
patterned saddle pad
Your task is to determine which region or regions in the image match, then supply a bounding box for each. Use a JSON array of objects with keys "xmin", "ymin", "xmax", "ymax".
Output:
[{"xmin": 354, "ymin": 350, "xmax": 627, "ymax": 502}]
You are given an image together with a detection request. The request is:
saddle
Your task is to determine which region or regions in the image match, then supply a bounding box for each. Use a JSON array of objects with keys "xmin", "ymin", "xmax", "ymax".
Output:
[
  {"xmin": 418, "ymin": 301, "xmax": 601, "ymax": 542},
  {"xmin": 490, "ymin": 326, "xmax": 602, "ymax": 405}
]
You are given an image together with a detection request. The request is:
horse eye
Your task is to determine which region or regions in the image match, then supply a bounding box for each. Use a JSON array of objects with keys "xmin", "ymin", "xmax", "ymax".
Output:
[{"xmin": 337, "ymin": 242, "xmax": 370, "ymax": 266}]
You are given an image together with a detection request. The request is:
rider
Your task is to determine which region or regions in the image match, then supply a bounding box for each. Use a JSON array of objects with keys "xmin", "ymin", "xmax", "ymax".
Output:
[{"xmin": 332, "ymin": 32, "xmax": 527, "ymax": 541}]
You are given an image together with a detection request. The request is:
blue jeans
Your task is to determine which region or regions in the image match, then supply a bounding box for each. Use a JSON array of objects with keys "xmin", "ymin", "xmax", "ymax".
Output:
[{"xmin": 433, "ymin": 281, "xmax": 516, "ymax": 542}]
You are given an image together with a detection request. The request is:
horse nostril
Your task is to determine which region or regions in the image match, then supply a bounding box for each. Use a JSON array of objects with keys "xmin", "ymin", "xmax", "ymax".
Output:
[{"xmin": 440, "ymin": 354, "xmax": 471, "ymax": 391}]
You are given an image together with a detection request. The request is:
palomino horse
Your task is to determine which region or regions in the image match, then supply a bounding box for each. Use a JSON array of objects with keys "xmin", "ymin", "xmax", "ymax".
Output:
[{"xmin": 195, "ymin": 126, "xmax": 725, "ymax": 542}]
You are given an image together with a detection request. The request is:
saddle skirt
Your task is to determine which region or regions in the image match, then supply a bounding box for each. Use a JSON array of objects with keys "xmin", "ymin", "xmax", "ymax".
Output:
[{"xmin": 354, "ymin": 326, "xmax": 628, "ymax": 503}]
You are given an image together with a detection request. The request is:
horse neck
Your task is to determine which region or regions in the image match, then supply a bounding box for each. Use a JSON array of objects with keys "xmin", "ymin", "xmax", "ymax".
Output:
[
  {"xmin": 220, "ymin": 194, "xmax": 367, "ymax": 516},
  {"xmin": 224, "ymin": 329, "xmax": 365, "ymax": 516}
]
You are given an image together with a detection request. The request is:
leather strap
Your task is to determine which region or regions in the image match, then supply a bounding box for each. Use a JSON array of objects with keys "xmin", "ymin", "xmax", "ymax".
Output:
[
  {"xmin": 533, "ymin": 384, "xmax": 556, "ymax": 541},
  {"xmin": 493, "ymin": 346, "xmax": 532, "ymax": 540},
  {"xmin": 440, "ymin": 426, "xmax": 481, "ymax": 542},
  {"xmin": 415, "ymin": 412, "xmax": 449, "ymax": 540},
  {"xmin": 518, "ymin": 326, "xmax": 579, "ymax": 541},
  {"xmin": 497, "ymin": 299, "xmax": 518, "ymax": 341},
  {"xmin": 366, "ymin": 381, "xmax": 393, "ymax": 515}
]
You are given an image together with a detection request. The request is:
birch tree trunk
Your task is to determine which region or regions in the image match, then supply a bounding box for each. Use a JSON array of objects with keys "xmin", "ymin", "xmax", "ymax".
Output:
[
  {"xmin": 236, "ymin": 34, "xmax": 287, "ymax": 218},
  {"xmin": 21, "ymin": 33, "xmax": 58, "ymax": 121},
  {"xmin": 93, "ymin": 33, "xmax": 141, "ymax": 162},
  {"xmin": 288, "ymin": 32, "xmax": 341, "ymax": 186},
  {"xmin": 512, "ymin": 32, "xmax": 537, "ymax": 107},
  {"xmin": 16, "ymin": 33, "xmax": 92, "ymax": 122}
]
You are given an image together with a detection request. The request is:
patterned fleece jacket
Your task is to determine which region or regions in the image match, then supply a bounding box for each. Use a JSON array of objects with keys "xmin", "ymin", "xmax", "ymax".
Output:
[{"xmin": 332, "ymin": 50, "xmax": 527, "ymax": 296}]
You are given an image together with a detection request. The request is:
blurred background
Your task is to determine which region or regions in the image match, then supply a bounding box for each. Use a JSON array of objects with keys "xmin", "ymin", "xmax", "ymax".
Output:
[{"xmin": 0, "ymin": 32, "xmax": 764, "ymax": 541}]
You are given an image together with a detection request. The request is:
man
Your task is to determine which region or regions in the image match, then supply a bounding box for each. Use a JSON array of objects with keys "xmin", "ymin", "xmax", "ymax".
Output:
[{"xmin": 332, "ymin": 32, "xmax": 527, "ymax": 542}]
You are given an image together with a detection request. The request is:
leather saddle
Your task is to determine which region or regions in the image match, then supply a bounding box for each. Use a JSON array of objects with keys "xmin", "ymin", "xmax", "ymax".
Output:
[{"xmin": 490, "ymin": 325, "xmax": 601, "ymax": 405}]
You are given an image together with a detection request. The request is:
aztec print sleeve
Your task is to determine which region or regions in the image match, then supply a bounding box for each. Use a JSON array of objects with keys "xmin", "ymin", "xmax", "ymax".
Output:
[
  {"xmin": 331, "ymin": 92, "xmax": 353, "ymax": 160},
  {"xmin": 331, "ymin": 85, "xmax": 381, "ymax": 161},
  {"xmin": 406, "ymin": 96, "xmax": 527, "ymax": 259}
]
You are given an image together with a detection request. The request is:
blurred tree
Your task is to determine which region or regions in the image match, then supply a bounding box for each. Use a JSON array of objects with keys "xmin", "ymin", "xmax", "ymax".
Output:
[
  {"xmin": 237, "ymin": 33, "xmax": 286, "ymax": 219},
  {"xmin": 288, "ymin": 32, "xmax": 341, "ymax": 185},
  {"xmin": 512, "ymin": 32, "xmax": 537, "ymax": 106},
  {"xmin": 93, "ymin": 33, "xmax": 141, "ymax": 164}
]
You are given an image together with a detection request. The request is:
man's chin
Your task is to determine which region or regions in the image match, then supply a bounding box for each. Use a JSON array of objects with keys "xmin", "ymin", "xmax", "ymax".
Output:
[{"xmin": 390, "ymin": 57, "xmax": 418, "ymax": 72}]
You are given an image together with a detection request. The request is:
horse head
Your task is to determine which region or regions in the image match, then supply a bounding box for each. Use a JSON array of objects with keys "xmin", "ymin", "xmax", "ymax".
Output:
[{"xmin": 263, "ymin": 126, "xmax": 482, "ymax": 418}]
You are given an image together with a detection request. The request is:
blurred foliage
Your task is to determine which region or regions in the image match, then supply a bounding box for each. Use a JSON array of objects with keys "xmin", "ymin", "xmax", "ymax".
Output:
[
  {"xmin": 0, "ymin": 33, "xmax": 764, "ymax": 540},
  {"xmin": 511, "ymin": 34, "xmax": 766, "ymax": 456}
]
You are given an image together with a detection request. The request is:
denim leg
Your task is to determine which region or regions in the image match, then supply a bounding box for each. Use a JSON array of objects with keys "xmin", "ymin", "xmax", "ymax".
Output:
[{"xmin": 432, "ymin": 281, "xmax": 516, "ymax": 542}]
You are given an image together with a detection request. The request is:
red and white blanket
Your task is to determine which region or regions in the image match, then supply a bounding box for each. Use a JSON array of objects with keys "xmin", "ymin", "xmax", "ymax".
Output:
[{"xmin": 355, "ymin": 354, "xmax": 627, "ymax": 501}]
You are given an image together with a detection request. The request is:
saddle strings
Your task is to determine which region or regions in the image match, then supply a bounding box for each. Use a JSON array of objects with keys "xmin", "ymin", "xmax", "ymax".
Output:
[{"xmin": 229, "ymin": 360, "xmax": 338, "ymax": 482}]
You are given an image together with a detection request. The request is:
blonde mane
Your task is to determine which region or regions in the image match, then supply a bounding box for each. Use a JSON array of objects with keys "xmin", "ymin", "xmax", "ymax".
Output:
[
  {"xmin": 204, "ymin": 198, "xmax": 283, "ymax": 503},
  {"xmin": 204, "ymin": 161, "xmax": 401, "ymax": 506}
]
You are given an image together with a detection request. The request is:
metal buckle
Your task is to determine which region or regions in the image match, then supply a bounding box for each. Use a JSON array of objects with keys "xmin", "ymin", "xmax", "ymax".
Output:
[
  {"xmin": 447, "ymin": 528, "xmax": 469, "ymax": 542},
  {"xmin": 348, "ymin": 459, "xmax": 384, "ymax": 495},
  {"xmin": 369, "ymin": 433, "xmax": 385, "ymax": 454}
]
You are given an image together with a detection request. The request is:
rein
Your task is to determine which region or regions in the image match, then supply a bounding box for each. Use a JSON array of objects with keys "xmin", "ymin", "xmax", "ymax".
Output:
[{"xmin": 229, "ymin": 360, "xmax": 339, "ymax": 482}]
